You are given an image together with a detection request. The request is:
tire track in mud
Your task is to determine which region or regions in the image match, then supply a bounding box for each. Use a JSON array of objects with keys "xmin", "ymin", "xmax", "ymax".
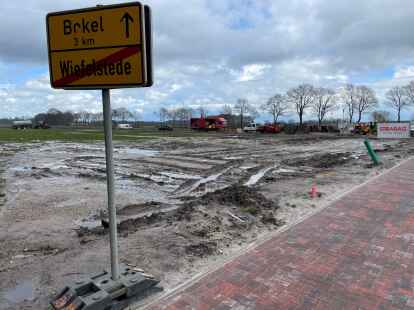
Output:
[
  {"xmin": 0, "ymin": 161, "xmax": 6, "ymax": 210},
  {"xmin": 60, "ymin": 138, "xmax": 371, "ymax": 205},
  {"xmin": 148, "ymin": 138, "xmax": 373, "ymax": 200},
  {"xmin": 0, "ymin": 145, "xmax": 20, "ymax": 213},
  {"xmin": 2, "ymin": 138, "xmax": 410, "ymax": 310}
]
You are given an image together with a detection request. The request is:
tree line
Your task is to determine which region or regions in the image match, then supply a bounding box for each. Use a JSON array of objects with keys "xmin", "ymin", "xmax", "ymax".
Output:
[
  {"xmin": 157, "ymin": 82, "xmax": 414, "ymax": 129},
  {"xmin": 32, "ymin": 107, "xmax": 141, "ymax": 126},
  {"xmin": 13, "ymin": 81, "xmax": 414, "ymax": 128},
  {"xmin": 229, "ymin": 81, "xmax": 414, "ymax": 128}
]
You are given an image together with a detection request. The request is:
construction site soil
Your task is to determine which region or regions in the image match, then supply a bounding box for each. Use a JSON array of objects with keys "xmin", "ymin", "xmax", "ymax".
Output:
[{"xmin": 0, "ymin": 133, "xmax": 413, "ymax": 309}]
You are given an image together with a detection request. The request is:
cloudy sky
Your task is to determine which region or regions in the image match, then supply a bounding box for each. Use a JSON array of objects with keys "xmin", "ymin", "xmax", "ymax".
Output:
[{"xmin": 1, "ymin": 0, "xmax": 414, "ymax": 121}]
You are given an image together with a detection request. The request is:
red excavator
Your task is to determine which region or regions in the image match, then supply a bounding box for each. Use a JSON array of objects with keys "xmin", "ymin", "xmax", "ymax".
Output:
[{"xmin": 190, "ymin": 116, "xmax": 227, "ymax": 131}]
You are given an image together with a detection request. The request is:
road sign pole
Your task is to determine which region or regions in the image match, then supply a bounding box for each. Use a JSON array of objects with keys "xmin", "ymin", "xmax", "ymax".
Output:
[
  {"xmin": 102, "ymin": 88, "xmax": 120, "ymax": 281},
  {"xmin": 47, "ymin": 4, "xmax": 160, "ymax": 307}
]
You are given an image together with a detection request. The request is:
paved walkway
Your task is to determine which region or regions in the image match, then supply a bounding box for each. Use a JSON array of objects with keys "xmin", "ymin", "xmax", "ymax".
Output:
[{"xmin": 149, "ymin": 158, "xmax": 414, "ymax": 309}]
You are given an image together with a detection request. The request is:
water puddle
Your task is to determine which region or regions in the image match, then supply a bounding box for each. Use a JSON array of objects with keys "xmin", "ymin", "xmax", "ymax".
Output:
[
  {"xmin": 173, "ymin": 167, "xmax": 232, "ymax": 197},
  {"xmin": 159, "ymin": 172, "xmax": 201, "ymax": 180},
  {"xmin": 240, "ymin": 165, "xmax": 258, "ymax": 170},
  {"xmin": 117, "ymin": 148, "xmax": 158, "ymax": 157},
  {"xmin": 2, "ymin": 280, "xmax": 34, "ymax": 304},
  {"xmin": 10, "ymin": 166, "xmax": 31, "ymax": 172},
  {"xmin": 245, "ymin": 166, "xmax": 276, "ymax": 187},
  {"xmin": 75, "ymin": 219, "xmax": 102, "ymax": 230},
  {"xmin": 224, "ymin": 156, "xmax": 243, "ymax": 160},
  {"xmin": 273, "ymin": 168, "xmax": 297, "ymax": 174}
]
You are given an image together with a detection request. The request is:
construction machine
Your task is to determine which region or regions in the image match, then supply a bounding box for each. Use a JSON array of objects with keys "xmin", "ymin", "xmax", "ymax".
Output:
[{"xmin": 351, "ymin": 122, "xmax": 377, "ymax": 135}]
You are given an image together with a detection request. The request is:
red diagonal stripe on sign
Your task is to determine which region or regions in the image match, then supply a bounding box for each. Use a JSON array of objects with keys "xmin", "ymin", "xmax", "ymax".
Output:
[{"xmin": 52, "ymin": 46, "xmax": 140, "ymax": 87}]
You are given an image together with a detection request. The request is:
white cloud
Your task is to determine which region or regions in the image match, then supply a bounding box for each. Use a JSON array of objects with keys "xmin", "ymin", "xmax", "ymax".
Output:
[
  {"xmin": 170, "ymin": 84, "xmax": 183, "ymax": 92},
  {"xmin": 146, "ymin": 90, "xmax": 169, "ymax": 102},
  {"xmin": 236, "ymin": 64, "xmax": 271, "ymax": 82},
  {"xmin": 1, "ymin": 1, "xmax": 414, "ymax": 120},
  {"xmin": 394, "ymin": 66, "xmax": 414, "ymax": 80},
  {"xmin": 325, "ymin": 74, "xmax": 348, "ymax": 82},
  {"xmin": 25, "ymin": 75, "xmax": 51, "ymax": 90}
]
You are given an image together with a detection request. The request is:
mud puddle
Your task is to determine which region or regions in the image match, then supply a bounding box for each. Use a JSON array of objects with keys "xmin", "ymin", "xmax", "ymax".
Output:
[
  {"xmin": 1, "ymin": 136, "xmax": 413, "ymax": 309},
  {"xmin": 2, "ymin": 280, "xmax": 34, "ymax": 304}
]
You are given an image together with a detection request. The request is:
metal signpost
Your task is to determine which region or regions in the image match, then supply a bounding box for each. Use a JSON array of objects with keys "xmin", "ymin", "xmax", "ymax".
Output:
[
  {"xmin": 102, "ymin": 88, "xmax": 119, "ymax": 280},
  {"xmin": 46, "ymin": 3, "xmax": 159, "ymax": 309}
]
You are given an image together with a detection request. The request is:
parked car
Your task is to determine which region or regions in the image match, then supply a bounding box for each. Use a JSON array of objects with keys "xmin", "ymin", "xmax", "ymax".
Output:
[
  {"xmin": 118, "ymin": 123, "xmax": 133, "ymax": 129},
  {"xmin": 158, "ymin": 125, "xmax": 173, "ymax": 131}
]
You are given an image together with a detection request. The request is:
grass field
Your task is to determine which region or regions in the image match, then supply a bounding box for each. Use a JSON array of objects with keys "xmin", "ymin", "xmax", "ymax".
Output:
[{"xmin": 0, "ymin": 127, "xmax": 212, "ymax": 143}]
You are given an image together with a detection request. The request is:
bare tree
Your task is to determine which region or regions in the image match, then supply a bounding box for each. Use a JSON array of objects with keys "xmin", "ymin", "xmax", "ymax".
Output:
[
  {"xmin": 73, "ymin": 112, "xmax": 81, "ymax": 125},
  {"xmin": 405, "ymin": 81, "xmax": 414, "ymax": 104},
  {"xmin": 111, "ymin": 109, "xmax": 119, "ymax": 122},
  {"xmin": 90, "ymin": 113, "xmax": 98, "ymax": 124},
  {"xmin": 312, "ymin": 87, "xmax": 337, "ymax": 126},
  {"xmin": 132, "ymin": 111, "xmax": 141, "ymax": 127},
  {"xmin": 249, "ymin": 105, "xmax": 259, "ymax": 120},
  {"xmin": 262, "ymin": 94, "xmax": 288, "ymax": 124},
  {"xmin": 342, "ymin": 84, "xmax": 358, "ymax": 124},
  {"xmin": 385, "ymin": 86, "xmax": 409, "ymax": 122},
  {"xmin": 83, "ymin": 112, "xmax": 92, "ymax": 125},
  {"xmin": 168, "ymin": 108, "xmax": 178, "ymax": 127},
  {"xmin": 221, "ymin": 104, "xmax": 233, "ymax": 115},
  {"xmin": 175, "ymin": 107, "xmax": 193, "ymax": 126},
  {"xmin": 286, "ymin": 84, "xmax": 315, "ymax": 126},
  {"xmin": 94, "ymin": 112, "xmax": 103, "ymax": 122},
  {"xmin": 159, "ymin": 107, "xmax": 168, "ymax": 123},
  {"xmin": 116, "ymin": 107, "xmax": 133, "ymax": 122},
  {"xmin": 235, "ymin": 98, "xmax": 257, "ymax": 128},
  {"xmin": 197, "ymin": 107, "xmax": 208, "ymax": 118},
  {"xmin": 355, "ymin": 86, "xmax": 377, "ymax": 123},
  {"xmin": 372, "ymin": 111, "xmax": 390, "ymax": 123}
]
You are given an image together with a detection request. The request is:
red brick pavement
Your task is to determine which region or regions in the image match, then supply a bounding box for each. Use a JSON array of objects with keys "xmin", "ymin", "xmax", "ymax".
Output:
[{"xmin": 149, "ymin": 159, "xmax": 414, "ymax": 310}]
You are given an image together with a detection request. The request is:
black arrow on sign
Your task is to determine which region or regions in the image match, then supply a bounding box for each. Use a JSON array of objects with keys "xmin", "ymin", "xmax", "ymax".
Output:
[{"xmin": 120, "ymin": 12, "xmax": 134, "ymax": 38}]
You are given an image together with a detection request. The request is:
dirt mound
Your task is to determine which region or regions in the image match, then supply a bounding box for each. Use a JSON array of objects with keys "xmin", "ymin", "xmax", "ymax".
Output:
[
  {"xmin": 185, "ymin": 241, "xmax": 218, "ymax": 257},
  {"xmin": 77, "ymin": 186, "xmax": 283, "ymax": 265},
  {"xmin": 118, "ymin": 201, "xmax": 162, "ymax": 216},
  {"xmin": 198, "ymin": 185, "xmax": 279, "ymax": 209},
  {"xmin": 172, "ymin": 204, "xmax": 195, "ymax": 222},
  {"xmin": 283, "ymin": 152, "xmax": 352, "ymax": 168},
  {"xmin": 261, "ymin": 211, "xmax": 285, "ymax": 226},
  {"xmin": 117, "ymin": 212, "xmax": 164, "ymax": 234}
]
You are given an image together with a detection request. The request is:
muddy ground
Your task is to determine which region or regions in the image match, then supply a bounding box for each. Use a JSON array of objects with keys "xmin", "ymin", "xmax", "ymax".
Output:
[{"xmin": 0, "ymin": 133, "xmax": 413, "ymax": 309}]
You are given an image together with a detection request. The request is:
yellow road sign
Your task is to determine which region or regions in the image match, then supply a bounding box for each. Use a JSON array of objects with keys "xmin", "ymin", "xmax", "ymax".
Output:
[{"xmin": 46, "ymin": 2, "xmax": 152, "ymax": 89}]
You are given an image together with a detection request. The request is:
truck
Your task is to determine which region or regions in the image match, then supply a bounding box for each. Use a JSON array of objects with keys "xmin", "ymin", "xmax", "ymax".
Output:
[
  {"xmin": 191, "ymin": 116, "xmax": 227, "ymax": 131},
  {"xmin": 243, "ymin": 122, "xmax": 259, "ymax": 132},
  {"xmin": 34, "ymin": 121, "xmax": 50, "ymax": 129},
  {"xmin": 12, "ymin": 120, "xmax": 32, "ymax": 129},
  {"xmin": 257, "ymin": 123, "xmax": 283, "ymax": 134}
]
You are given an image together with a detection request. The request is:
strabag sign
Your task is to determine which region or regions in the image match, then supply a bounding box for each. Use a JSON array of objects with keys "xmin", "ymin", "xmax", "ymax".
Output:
[
  {"xmin": 377, "ymin": 122, "xmax": 410, "ymax": 139},
  {"xmin": 46, "ymin": 2, "xmax": 152, "ymax": 89}
]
